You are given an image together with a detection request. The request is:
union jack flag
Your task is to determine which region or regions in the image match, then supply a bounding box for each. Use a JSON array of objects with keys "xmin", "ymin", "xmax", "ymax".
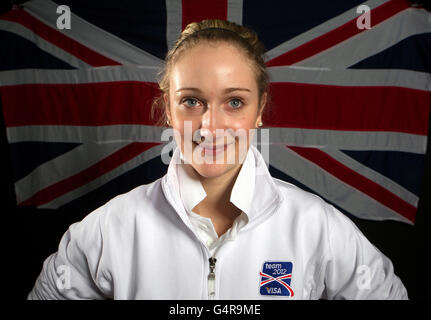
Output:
[{"xmin": 0, "ymin": 0, "xmax": 430, "ymax": 225}]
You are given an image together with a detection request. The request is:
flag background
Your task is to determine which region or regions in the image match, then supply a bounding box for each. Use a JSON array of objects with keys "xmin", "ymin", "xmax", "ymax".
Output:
[{"xmin": 0, "ymin": 0, "xmax": 430, "ymax": 299}]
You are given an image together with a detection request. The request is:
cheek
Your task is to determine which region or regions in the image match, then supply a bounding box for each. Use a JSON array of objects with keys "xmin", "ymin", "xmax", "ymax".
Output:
[
  {"xmin": 230, "ymin": 116, "xmax": 258, "ymax": 150},
  {"xmin": 169, "ymin": 103, "xmax": 200, "ymax": 133},
  {"xmin": 229, "ymin": 114, "xmax": 257, "ymax": 131},
  {"xmin": 172, "ymin": 120, "xmax": 201, "ymax": 144}
]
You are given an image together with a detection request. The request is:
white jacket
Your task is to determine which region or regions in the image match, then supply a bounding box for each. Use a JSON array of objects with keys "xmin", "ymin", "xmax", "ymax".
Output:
[{"xmin": 28, "ymin": 145, "xmax": 408, "ymax": 300}]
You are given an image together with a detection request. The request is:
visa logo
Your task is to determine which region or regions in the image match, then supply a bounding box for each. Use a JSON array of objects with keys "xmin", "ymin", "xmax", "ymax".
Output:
[{"xmin": 266, "ymin": 287, "xmax": 282, "ymax": 294}]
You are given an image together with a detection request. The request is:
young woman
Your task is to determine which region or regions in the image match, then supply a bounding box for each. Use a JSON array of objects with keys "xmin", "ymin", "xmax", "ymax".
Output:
[{"xmin": 28, "ymin": 19, "xmax": 408, "ymax": 300}]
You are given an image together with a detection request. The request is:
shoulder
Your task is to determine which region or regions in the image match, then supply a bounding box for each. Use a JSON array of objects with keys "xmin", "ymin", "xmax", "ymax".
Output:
[
  {"xmin": 271, "ymin": 177, "xmax": 360, "ymax": 235},
  {"xmin": 86, "ymin": 177, "xmax": 164, "ymax": 230},
  {"xmin": 272, "ymin": 177, "xmax": 333, "ymax": 216},
  {"xmin": 272, "ymin": 177, "xmax": 366, "ymax": 241}
]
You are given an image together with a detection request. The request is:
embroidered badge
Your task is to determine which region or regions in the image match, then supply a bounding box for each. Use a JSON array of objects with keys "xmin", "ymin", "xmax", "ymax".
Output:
[{"xmin": 259, "ymin": 261, "xmax": 294, "ymax": 297}]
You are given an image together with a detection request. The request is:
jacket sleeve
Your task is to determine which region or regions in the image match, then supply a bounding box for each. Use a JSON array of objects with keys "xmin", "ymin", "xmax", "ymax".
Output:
[
  {"xmin": 320, "ymin": 204, "xmax": 408, "ymax": 300},
  {"xmin": 27, "ymin": 206, "xmax": 111, "ymax": 300}
]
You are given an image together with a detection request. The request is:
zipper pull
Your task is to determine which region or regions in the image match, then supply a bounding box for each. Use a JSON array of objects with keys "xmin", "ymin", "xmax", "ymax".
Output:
[{"xmin": 208, "ymin": 257, "xmax": 217, "ymax": 300}]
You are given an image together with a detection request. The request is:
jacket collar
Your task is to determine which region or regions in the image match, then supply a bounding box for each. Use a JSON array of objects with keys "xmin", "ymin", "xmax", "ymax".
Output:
[
  {"xmin": 161, "ymin": 145, "xmax": 283, "ymax": 231},
  {"xmin": 176, "ymin": 144, "xmax": 256, "ymax": 219}
]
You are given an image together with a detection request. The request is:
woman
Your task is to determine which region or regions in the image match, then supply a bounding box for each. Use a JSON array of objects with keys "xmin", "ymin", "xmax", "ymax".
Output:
[{"xmin": 28, "ymin": 19, "xmax": 408, "ymax": 300}]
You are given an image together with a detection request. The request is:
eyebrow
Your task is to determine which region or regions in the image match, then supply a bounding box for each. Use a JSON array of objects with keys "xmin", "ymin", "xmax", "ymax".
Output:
[{"xmin": 175, "ymin": 87, "xmax": 251, "ymax": 93}]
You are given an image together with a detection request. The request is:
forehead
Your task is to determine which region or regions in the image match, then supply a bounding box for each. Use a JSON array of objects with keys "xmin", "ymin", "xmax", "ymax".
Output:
[{"xmin": 170, "ymin": 42, "xmax": 257, "ymax": 92}]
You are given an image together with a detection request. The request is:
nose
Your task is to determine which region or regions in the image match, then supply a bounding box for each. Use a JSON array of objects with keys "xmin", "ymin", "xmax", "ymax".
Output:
[{"xmin": 199, "ymin": 105, "xmax": 226, "ymax": 142}]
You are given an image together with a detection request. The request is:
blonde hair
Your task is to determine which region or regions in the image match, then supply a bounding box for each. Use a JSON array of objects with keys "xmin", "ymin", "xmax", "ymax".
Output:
[{"xmin": 151, "ymin": 19, "xmax": 269, "ymax": 126}]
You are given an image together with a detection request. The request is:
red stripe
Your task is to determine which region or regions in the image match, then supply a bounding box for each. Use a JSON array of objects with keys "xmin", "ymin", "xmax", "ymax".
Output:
[
  {"xmin": 19, "ymin": 142, "xmax": 160, "ymax": 207},
  {"xmin": 260, "ymin": 272, "xmax": 294, "ymax": 296},
  {"xmin": 0, "ymin": 8, "xmax": 120, "ymax": 67},
  {"xmin": 260, "ymin": 273, "xmax": 291, "ymax": 285},
  {"xmin": 266, "ymin": 0, "xmax": 410, "ymax": 67},
  {"xmin": 288, "ymin": 146, "xmax": 417, "ymax": 223},
  {"xmin": 1, "ymin": 82, "xmax": 160, "ymax": 127},
  {"xmin": 181, "ymin": 0, "xmax": 228, "ymax": 30},
  {"xmin": 285, "ymin": 284, "xmax": 295, "ymax": 297},
  {"xmin": 2, "ymin": 82, "xmax": 429, "ymax": 133},
  {"xmin": 265, "ymin": 82, "xmax": 431, "ymax": 135}
]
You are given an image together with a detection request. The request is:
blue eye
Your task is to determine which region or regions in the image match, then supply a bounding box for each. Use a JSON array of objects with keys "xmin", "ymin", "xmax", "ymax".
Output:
[
  {"xmin": 183, "ymin": 98, "xmax": 200, "ymax": 108},
  {"xmin": 229, "ymin": 99, "xmax": 242, "ymax": 109}
]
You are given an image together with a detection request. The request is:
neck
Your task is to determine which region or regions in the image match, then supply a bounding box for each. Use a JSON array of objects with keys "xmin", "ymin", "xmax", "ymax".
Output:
[
  {"xmin": 184, "ymin": 163, "xmax": 242, "ymax": 205},
  {"xmin": 184, "ymin": 163, "xmax": 243, "ymax": 226},
  {"xmin": 201, "ymin": 165, "xmax": 242, "ymax": 205}
]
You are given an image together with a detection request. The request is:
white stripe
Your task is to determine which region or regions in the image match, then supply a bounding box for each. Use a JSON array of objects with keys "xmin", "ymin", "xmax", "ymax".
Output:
[
  {"xmin": 23, "ymin": 0, "xmax": 163, "ymax": 67},
  {"xmin": 0, "ymin": 19, "xmax": 91, "ymax": 69},
  {"xmin": 38, "ymin": 143, "xmax": 166, "ymax": 209},
  {"xmin": 269, "ymin": 128, "xmax": 427, "ymax": 153},
  {"xmin": 264, "ymin": 0, "xmax": 390, "ymax": 62},
  {"xmin": 2, "ymin": 65, "xmax": 429, "ymax": 91},
  {"xmin": 296, "ymin": 8, "xmax": 431, "ymax": 68},
  {"xmin": 166, "ymin": 0, "xmax": 182, "ymax": 50},
  {"xmin": 15, "ymin": 141, "xmax": 129, "ymax": 203},
  {"xmin": 0, "ymin": 65, "xmax": 159, "ymax": 86},
  {"xmin": 322, "ymin": 148, "xmax": 419, "ymax": 207},
  {"xmin": 267, "ymin": 67, "xmax": 431, "ymax": 92},
  {"xmin": 268, "ymin": 144, "xmax": 412, "ymax": 224},
  {"xmin": 227, "ymin": 0, "xmax": 243, "ymax": 25},
  {"xmin": 6, "ymin": 125, "xmax": 165, "ymax": 143},
  {"xmin": 6, "ymin": 125, "xmax": 427, "ymax": 154}
]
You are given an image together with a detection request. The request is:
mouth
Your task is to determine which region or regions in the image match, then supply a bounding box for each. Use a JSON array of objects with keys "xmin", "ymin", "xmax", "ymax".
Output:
[{"xmin": 194, "ymin": 142, "xmax": 234, "ymax": 155}]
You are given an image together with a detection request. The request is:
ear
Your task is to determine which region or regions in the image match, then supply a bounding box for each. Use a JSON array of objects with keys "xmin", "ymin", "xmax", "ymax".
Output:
[
  {"xmin": 256, "ymin": 92, "xmax": 267, "ymax": 127},
  {"xmin": 260, "ymin": 92, "xmax": 267, "ymax": 112}
]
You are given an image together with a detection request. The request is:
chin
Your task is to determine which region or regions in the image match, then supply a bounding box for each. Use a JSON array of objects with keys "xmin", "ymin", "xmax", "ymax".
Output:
[
  {"xmin": 180, "ymin": 141, "xmax": 247, "ymax": 179},
  {"xmin": 192, "ymin": 162, "xmax": 237, "ymax": 179}
]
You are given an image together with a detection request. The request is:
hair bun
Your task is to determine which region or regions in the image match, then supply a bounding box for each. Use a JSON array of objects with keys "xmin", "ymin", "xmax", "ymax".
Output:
[{"xmin": 179, "ymin": 19, "xmax": 265, "ymax": 57}]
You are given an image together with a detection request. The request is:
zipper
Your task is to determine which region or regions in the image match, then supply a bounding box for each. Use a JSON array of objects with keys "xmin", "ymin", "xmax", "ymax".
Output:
[{"xmin": 207, "ymin": 256, "xmax": 217, "ymax": 300}]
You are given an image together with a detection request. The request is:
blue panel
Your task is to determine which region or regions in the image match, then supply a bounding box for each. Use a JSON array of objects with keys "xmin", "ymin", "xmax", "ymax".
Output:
[
  {"xmin": 52, "ymin": 0, "xmax": 168, "ymax": 59},
  {"xmin": 349, "ymin": 33, "xmax": 431, "ymax": 73},
  {"xmin": 243, "ymin": 0, "xmax": 364, "ymax": 52},
  {"xmin": 0, "ymin": 30, "xmax": 75, "ymax": 71},
  {"xmin": 9, "ymin": 142, "xmax": 81, "ymax": 182},
  {"xmin": 341, "ymin": 150, "xmax": 426, "ymax": 196}
]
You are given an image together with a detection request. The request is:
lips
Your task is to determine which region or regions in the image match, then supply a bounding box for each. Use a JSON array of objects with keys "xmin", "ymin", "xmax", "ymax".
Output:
[
  {"xmin": 200, "ymin": 144, "xmax": 227, "ymax": 150},
  {"xmin": 195, "ymin": 142, "xmax": 233, "ymax": 154}
]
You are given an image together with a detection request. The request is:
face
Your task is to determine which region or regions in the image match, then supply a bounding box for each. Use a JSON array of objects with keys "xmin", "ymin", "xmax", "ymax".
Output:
[{"xmin": 166, "ymin": 41, "xmax": 265, "ymax": 179}]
